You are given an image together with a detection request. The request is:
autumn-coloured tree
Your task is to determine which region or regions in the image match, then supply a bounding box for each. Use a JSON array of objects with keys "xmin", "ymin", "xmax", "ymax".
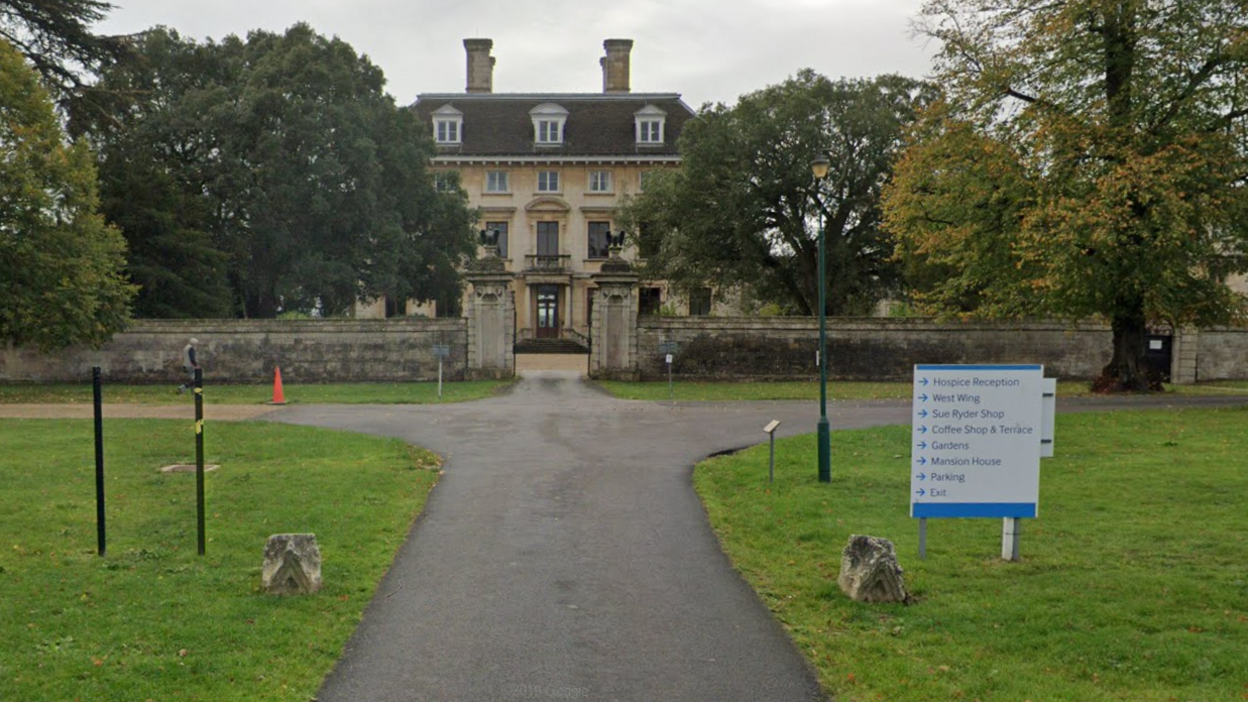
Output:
[{"xmin": 884, "ymin": 0, "xmax": 1248, "ymax": 391}]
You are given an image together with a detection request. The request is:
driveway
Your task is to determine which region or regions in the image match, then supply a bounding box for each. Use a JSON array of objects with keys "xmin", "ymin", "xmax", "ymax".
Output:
[
  {"xmin": 260, "ymin": 372, "xmax": 1248, "ymax": 702},
  {"xmin": 268, "ymin": 372, "xmax": 834, "ymax": 702}
]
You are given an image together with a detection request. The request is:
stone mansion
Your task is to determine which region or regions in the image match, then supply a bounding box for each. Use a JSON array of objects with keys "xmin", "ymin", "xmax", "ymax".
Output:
[{"xmin": 357, "ymin": 38, "xmax": 728, "ymax": 344}]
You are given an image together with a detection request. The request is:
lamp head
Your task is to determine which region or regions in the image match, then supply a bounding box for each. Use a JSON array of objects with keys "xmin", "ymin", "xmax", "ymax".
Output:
[{"xmin": 811, "ymin": 155, "xmax": 830, "ymax": 180}]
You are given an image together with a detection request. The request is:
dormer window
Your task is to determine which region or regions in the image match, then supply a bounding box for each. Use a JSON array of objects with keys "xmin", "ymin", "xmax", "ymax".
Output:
[
  {"xmin": 530, "ymin": 103, "xmax": 568, "ymax": 145},
  {"xmin": 635, "ymin": 105, "xmax": 666, "ymax": 145},
  {"xmin": 537, "ymin": 120, "xmax": 561, "ymax": 142},
  {"xmin": 432, "ymin": 105, "xmax": 463, "ymax": 145}
]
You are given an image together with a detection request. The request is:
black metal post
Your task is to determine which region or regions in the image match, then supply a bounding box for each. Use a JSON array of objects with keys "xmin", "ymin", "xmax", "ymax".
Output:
[
  {"xmin": 194, "ymin": 367, "xmax": 205, "ymax": 556},
  {"xmin": 811, "ymin": 155, "xmax": 833, "ymax": 484},
  {"xmin": 816, "ymin": 209, "xmax": 831, "ymax": 483},
  {"xmin": 92, "ymin": 367, "xmax": 106, "ymax": 556}
]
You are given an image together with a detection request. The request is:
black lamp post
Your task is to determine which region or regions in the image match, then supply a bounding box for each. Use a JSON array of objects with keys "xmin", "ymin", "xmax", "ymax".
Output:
[{"xmin": 811, "ymin": 155, "xmax": 831, "ymax": 483}]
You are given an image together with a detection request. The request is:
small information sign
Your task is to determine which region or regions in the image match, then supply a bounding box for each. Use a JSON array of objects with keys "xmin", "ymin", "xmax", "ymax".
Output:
[
  {"xmin": 658, "ymin": 342, "xmax": 678, "ymax": 401},
  {"xmin": 432, "ymin": 344, "xmax": 451, "ymax": 359},
  {"xmin": 911, "ymin": 365, "xmax": 1044, "ymax": 519}
]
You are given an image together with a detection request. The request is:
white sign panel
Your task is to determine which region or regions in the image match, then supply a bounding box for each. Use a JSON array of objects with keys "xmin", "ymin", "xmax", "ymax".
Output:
[
  {"xmin": 1041, "ymin": 377, "xmax": 1056, "ymax": 458},
  {"xmin": 911, "ymin": 365, "xmax": 1044, "ymax": 519}
]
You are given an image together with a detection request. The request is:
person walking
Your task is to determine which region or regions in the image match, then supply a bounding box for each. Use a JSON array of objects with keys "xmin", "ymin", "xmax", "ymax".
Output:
[{"xmin": 177, "ymin": 338, "xmax": 200, "ymax": 394}]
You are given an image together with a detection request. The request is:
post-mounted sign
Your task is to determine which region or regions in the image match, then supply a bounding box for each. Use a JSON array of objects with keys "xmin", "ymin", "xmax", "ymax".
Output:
[{"xmin": 910, "ymin": 365, "xmax": 1044, "ymax": 519}]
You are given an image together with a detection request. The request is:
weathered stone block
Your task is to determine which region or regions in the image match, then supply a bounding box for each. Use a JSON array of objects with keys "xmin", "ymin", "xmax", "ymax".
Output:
[
  {"xmin": 262, "ymin": 533, "xmax": 323, "ymax": 595},
  {"xmin": 837, "ymin": 534, "xmax": 908, "ymax": 604}
]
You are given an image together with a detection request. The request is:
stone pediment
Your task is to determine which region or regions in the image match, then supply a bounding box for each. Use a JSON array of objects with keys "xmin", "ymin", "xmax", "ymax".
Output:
[{"xmin": 525, "ymin": 196, "xmax": 571, "ymax": 213}]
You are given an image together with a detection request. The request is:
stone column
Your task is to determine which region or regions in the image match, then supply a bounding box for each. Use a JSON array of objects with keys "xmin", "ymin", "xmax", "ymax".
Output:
[
  {"xmin": 464, "ymin": 246, "xmax": 515, "ymax": 379},
  {"xmin": 590, "ymin": 243, "xmax": 639, "ymax": 380},
  {"xmin": 1171, "ymin": 326, "xmax": 1199, "ymax": 385}
]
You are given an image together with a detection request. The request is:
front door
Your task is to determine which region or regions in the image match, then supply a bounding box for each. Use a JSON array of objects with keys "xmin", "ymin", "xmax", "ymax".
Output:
[{"xmin": 536, "ymin": 285, "xmax": 559, "ymax": 339}]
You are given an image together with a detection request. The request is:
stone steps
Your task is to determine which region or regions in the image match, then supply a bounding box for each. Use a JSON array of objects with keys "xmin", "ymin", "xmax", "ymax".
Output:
[{"xmin": 514, "ymin": 338, "xmax": 589, "ymax": 355}]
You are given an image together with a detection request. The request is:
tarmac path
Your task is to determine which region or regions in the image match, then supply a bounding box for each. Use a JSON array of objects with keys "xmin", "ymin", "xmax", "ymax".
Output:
[
  {"xmin": 261, "ymin": 373, "xmax": 1248, "ymax": 702},
  {"xmin": 272, "ymin": 372, "xmax": 833, "ymax": 702}
]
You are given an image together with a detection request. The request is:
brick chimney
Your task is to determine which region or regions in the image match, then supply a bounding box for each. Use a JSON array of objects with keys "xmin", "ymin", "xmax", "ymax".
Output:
[
  {"xmin": 600, "ymin": 39, "xmax": 633, "ymax": 94},
  {"xmin": 464, "ymin": 38, "xmax": 495, "ymax": 93}
]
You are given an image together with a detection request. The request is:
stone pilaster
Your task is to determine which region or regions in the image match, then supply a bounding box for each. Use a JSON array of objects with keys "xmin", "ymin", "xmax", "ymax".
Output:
[
  {"xmin": 1171, "ymin": 326, "xmax": 1199, "ymax": 385},
  {"xmin": 465, "ymin": 254, "xmax": 515, "ymax": 379},
  {"xmin": 589, "ymin": 245, "xmax": 640, "ymax": 379}
]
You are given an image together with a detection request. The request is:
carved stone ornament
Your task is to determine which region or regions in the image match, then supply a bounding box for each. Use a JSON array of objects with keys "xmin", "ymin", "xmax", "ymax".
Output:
[
  {"xmin": 469, "ymin": 253, "xmax": 506, "ymax": 273},
  {"xmin": 596, "ymin": 283, "xmax": 632, "ymax": 302},
  {"xmin": 473, "ymin": 282, "xmax": 509, "ymax": 300},
  {"xmin": 600, "ymin": 247, "xmax": 632, "ymax": 274}
]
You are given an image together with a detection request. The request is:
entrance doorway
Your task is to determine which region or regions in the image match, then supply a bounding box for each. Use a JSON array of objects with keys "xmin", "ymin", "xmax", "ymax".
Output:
[{"xmin": 536, "ymin": 285, "xmax": 559, "ymax": 339}]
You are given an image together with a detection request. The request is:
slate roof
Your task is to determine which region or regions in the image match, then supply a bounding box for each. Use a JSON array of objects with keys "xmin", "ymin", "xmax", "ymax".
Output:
[{"xmin": 411, "ymin": 93, "xmax": 695, "ymax": 158}]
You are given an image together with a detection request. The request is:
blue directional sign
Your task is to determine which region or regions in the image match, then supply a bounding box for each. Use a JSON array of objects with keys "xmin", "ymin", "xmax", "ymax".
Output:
[{"xmin": 910, "ymin": 364, "xmax": 1044, "ymax": 519}]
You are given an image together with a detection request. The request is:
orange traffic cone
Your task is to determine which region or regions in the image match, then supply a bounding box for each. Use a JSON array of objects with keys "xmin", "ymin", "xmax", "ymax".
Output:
[{"xmin": 269, "ymin": 366, "xmax": 287, "ymax": 405}]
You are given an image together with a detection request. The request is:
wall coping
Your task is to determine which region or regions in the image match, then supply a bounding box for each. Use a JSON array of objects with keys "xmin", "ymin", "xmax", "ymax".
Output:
[
  {"xmin": 118, "ymin": 318, "xmax": 466, "ymax": 335},
  {"xmin": 638, "ymin": 316, "xmax": 1114, "ymax": 332}
]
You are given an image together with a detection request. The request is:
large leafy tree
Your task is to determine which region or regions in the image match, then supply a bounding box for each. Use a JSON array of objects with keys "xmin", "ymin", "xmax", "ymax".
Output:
[
  {"xmin": 70, "ymin": 28, "xmax": 248, "ymax": 317},
  {"xmin": 74, "ymin": 25, "xmax": 476, "ymax": 318},
  {"xmin": 623, "ymin": 71, "xmax": 929, "ymax": 315},
  {"xmin": 884, "ymin": 0, "xmax": 1248, "ymax": 391},
  {"xmin": 0, "ymin": 0, "xmax": 124, "ymax": 102},
  {"xmin": 0, "ymin": 38, "xmax": 135, "ymax": 348}
]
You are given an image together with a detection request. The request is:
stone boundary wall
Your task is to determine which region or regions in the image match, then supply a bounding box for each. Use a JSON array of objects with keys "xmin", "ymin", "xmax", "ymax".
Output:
[
  {"xmin": 0, "ymin": 319, "xmax": 469, "ymax": 384},
  {"xmin": 1195, "ymin": 327, "xmax": 1248, "ymax": 381},
  {"xmin": 637, "ymin": 317, "xmax": 1117, "ymax": 381},
  {"xmin": 5, "ymin": 316, "xmax": 1244, "ymax": 385}
]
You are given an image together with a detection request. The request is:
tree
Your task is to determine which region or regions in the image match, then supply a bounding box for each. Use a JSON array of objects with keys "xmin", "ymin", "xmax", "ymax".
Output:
[
  {"xmin": 0, "ymin": 38, "xmax": 135, "ymax": 349},
  {"xmin": 884, "ymin": 0, "xmax": 1248, "ymax": 391},
  {"xmin": 0, "ymin": 0, "xmax": 125, "ymax": 102},
  {"xmin": 68, "ymin": 28, "xmax": 238, "ymax": 317},
  {"xmin": 622, "ymin": 71, "xmax": 929, "ymax": 316},
  {"xmin": 74, "ymin": 25, "xmax": 476, "ymax": 318}
]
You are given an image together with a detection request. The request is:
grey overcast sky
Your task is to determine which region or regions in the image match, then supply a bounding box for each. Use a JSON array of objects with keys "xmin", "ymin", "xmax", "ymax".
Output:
[{"xmin": 96, "ymin": 0, "xmax": 936, "ymax": 108}]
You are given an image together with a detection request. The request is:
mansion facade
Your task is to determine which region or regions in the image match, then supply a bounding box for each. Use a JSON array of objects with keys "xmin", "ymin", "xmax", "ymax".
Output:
[{"xmin": 373, "ymin": 39, "xmax": 726, "ymax": 342}]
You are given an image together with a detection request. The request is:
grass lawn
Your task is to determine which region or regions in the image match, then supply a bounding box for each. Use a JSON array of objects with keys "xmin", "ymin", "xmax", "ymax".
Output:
[
  {"xmin": 597, "ymin": 379, "xmax": 1104, "ymax": 401},
  {"xmin": 695, "ymin": 407, "xmax": 1248, "ymax": 701},
  {"xmin": 598, "ymin": 379, "xmax": 1248, "ymax": 402},
  {"xmin": 1170, "ymin": 380, "xmax": 1248, "ymax": 394},
  {"xmin": 0, "ymin": 379, "xmax": 513, "ymax": 405},
  {"xmin": 0, "ymin": 419, "xmax": 439, "ymax": 701}
]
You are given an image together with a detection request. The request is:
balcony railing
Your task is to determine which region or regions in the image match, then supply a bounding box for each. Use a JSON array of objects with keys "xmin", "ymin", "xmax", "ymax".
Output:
[{"xmin": 524, "ymin": 254, "xmax": 571, "ymax": 273}]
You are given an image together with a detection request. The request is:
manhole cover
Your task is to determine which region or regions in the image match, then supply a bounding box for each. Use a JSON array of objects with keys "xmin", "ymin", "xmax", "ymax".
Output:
[{"xmin": 159, "ymin": 464, "xmax": 220, "ymax": 473}]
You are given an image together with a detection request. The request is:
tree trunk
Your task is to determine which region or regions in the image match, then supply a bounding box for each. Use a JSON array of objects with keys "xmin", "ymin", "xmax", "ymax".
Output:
[
  {"xmin": 244, "ymin": 290, "xmax": 280, "ymax": 319},
  {"xmin": 1094, "ymin": 308, "xmax": 1158, "ymax": 393}
]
